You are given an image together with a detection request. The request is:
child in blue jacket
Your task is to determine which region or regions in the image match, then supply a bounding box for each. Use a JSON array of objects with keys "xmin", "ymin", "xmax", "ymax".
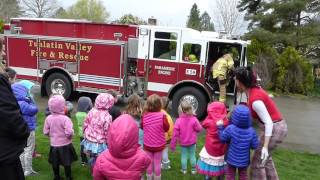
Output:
[
  {"xmin": 12, "ymin": 83, "xmax": 39, "ymax": 176},
  {"xmin": 217, "ymin": 104, "xmax": 259, "ymax": 180}
]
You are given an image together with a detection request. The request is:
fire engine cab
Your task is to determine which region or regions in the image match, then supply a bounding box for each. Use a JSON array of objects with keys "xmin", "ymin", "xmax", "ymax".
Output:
[{"xmin": 3, "ymin": 18, "xmax": 249, "ymax": 118}]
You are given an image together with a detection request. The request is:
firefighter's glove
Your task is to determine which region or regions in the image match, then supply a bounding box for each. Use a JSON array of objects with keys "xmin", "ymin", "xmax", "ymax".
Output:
[{"xmin": 261, "ymin": 147, "xmax": 269, "ymax": 166}]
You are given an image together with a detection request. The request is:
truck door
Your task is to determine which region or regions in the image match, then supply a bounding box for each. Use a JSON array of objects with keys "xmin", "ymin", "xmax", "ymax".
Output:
[
  {"xmin": 177, "ymin": 41, "xmax": 206, "ymax": 82},
  {"xmin": 145, "ymin": 29, "xmax": 181, "ymax": 96},
  {"xmin": 205, "ymin": 41, "xmax": 244, "ymax": 97}
]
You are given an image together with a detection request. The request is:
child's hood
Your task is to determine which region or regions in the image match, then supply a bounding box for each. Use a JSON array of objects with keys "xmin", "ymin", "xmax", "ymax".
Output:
[
  {"xmin": 11, "ymin": 83, "xmax": 28, "ymax": 101},
  {"xmin": 95, "ymin": 93, "xmax": 114, "ymax": 110},
  {"xmin": 48, "ymin": 95, "xmax": 66, "ymax": 114},
  {"xmin": 206, "ymin": 101, "xmax": 227, "ymax": 121},
  {"xmin": 19, "ymin": 80, "xmax": 35, "ymax": 92},
  {"xmin": 77, "ymin": 96, "xmax": 93, "ymax": 113},
  {"xmin": 231, "ymin": 104, "xmax": 252, "ymax": 128},
  {"xmin": 108, "ymin": 114, "xmax": 139, "ymax": 159}
]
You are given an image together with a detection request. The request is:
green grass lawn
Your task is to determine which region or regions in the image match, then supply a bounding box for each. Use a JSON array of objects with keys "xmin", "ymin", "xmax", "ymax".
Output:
[{"xmin": 27, "ymin": 112, "xmax": 320, "ymax": 180}]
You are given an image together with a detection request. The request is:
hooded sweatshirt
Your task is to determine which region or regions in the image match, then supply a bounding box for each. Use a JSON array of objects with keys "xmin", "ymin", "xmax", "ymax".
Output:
[
  {"xmin": 76, "ymin": 97, "xmax": 93, "ymax": 137},
  {"xmin": 43, "ymin": 95, "xmax": 74, "ymax": 147},
  {"xmin": 202, "ymin": 102, "xmax": 229, "ymax": 157},
  {"xmin": 11, "ymin": 83, "xmax": 38, "ymax": 131},
  {"xmin": 93, "ymin": 114, "xmax": 151, "ymax": 180},
  {"xmin": 83, "ymin": 93, "xmax": 114, "ymax": 144},
  {"xmin": 218, "ymin": 105, "xmax": 259, "ymax": 168}
]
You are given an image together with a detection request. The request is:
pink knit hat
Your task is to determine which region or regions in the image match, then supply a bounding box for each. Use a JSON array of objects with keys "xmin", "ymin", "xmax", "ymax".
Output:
[{"xmin": 94, "ymin": 93, "xmax": 114, "ymax": 110}]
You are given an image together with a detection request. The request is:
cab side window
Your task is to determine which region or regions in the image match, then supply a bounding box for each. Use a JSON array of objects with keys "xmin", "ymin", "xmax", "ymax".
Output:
[
  {"xmin": 182, "ymin": 43, "xmax": 201, "ymax": 63},
  {"xmin": 153, "ymin": 32, "xmax": 177, "ymax": 60}
]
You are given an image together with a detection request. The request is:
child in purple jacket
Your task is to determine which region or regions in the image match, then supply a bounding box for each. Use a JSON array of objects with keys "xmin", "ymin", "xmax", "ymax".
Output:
[
  {"xmin": 43, "ymin": 95, "xmax": 78, "ymax": 180},
  {"xmin": 170, "ymin": 99, "xmax": 202, "ymax": 175}
]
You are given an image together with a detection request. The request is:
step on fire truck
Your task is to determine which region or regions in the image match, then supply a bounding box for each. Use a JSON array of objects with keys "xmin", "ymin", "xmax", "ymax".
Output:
[{"xmin": 3, "ymin": 18, "xmax": 249, "ymax": 118}]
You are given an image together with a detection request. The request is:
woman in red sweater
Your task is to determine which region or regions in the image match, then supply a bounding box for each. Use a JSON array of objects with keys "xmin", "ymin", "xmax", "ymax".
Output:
[{"xmin": 234, "ymin": 67, "xmax": 288, "ymax": 180}]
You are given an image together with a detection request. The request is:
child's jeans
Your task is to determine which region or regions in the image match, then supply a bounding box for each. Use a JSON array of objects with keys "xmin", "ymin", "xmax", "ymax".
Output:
[
  {"xmin": 162, "ymin": 145, "xmax": 170, "ymax": 169},
  {"xmin": 226, "ymin": 165, "xmax": 247, "ymax": 180},
  {"xmin": 181, "ymin": 144, "xmax": 196, "ymax": 171},
  {"xmin": 80, "ymin": 137, "xmax": 88, "ymax": 164},
  {"xmin": 146, "ymin": 150, "xmax": 162, "ymax": 176},
  {"xmin": 20, "ymin": 131, "xmax": 36, "ymax": 175}
]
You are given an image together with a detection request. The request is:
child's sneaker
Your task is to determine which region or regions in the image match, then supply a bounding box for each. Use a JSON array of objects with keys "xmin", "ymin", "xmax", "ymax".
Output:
[
  {"xmin": 191, "ymin": 170, "xmax": 197, "ymax": 175},
  {"xmin": 180, "ymin": 169, "xmax": 187, "ymax": 174},
  {"xmin": 161, "ymin": 160, "xmax": 171, "ymax": 170},
  {"xmin": 33, "ymin": 152, "xmax": 42, "ymax": 158},
  {"xmin": 24, "ymin": 170, "xmax": 39, "ymax": 176}
]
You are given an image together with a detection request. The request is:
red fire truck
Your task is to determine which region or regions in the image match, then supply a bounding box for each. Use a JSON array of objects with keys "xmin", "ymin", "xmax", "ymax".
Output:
[{"xmin": 3, "ymin": 18, "xmax": 249, "ymax": 118}]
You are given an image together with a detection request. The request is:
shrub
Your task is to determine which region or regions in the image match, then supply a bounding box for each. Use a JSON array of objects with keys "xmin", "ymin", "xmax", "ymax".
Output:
[
  {"xmin": 274, "ymin": 47, "xmax": 314, "ymax": 94},
  {"xmin": 0, "ymin": 19, "xmax": 4, "ymax": 34}
]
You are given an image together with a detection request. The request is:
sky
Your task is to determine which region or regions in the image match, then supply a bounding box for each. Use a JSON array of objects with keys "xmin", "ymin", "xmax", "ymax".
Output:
[
  {"xmin": 58, "ymin": 0, "xmax": 247, "ymax": 34},
  {"xmin": 58, "ymin": 0, "xmax": 211, "ymax": 26}
]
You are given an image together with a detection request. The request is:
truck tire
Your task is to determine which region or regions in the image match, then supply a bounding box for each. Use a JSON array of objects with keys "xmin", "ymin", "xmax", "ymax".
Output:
[
  {"xmin": 172, "ymin": 86, "xmax": 208, "ymax": 120},
  {"xmin": 45, "ymin": 73, "xmax": 72, "ymax": 99}
]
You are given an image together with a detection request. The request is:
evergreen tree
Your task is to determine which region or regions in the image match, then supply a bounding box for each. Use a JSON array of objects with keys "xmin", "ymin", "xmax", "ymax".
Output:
[
  {"xmin": 239, "ymin": 0, "xmax": 320, "ymax": 49},
  {"xmin": 238, "ymin": 0, "xmax": 319, "ymax": 93},
  {"xmin": 186, "ymin": 3, "xmax": 201, "ymax": 30},
  {"xmin": 239, "ymin": 0, "xmax": 320, "ymax": 57},
  {"xmin": 200, "ymin": 11, "xmax": 214, "ymax": 31}
]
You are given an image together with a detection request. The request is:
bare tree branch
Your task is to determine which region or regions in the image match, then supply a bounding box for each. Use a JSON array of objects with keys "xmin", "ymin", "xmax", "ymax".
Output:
[
  {"xmin": 20, "ymin": 0, "xmax": 59, "ymax": 18},
  {"xmin": 211, "ymin": 0, "xmax": 246, "ymax": 35}
]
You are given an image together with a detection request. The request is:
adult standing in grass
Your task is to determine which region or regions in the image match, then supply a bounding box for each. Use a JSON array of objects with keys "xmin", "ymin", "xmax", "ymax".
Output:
[
  {"xmin": 0, "ymin": 63, "xmax": 30, "ymax": 180},
  {"xmin": 234, "ymin": 67, "xmax": 288, "ymax": 180}
]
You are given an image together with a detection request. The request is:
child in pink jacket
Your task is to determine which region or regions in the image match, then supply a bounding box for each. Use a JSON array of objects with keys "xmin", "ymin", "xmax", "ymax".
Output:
[
  {"xmin": 170, "ymin": 99, "xmax": 202, "ymax": 175},
  {"xmin": 93, "ymin": 114, "xmax": 151, "ymax": 180},
  {"xmin": 43, "ymin": 95, "xmax": 77, "ymax": 180},
  {"xmin": 82, "ymin": 93, "xmax": 114, "ymax": 170},
  {"xmin": 142, "ymin": 94, "xmax": 169, "ymax": 180}
]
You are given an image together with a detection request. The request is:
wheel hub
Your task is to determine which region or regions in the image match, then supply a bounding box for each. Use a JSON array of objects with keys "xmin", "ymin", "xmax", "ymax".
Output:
[
  {"xmin": 180, "ymin": 95, "xmax": 199, "ymax": 112},
  {"xmin": 51, "ymin": 79, "xmax": 66, "ymax": 95}
]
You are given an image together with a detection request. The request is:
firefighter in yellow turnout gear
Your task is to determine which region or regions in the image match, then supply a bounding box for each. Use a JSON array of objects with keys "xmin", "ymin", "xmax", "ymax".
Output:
[{"xmin": 212, "ymin": 53, "xmax": 234, "ymax": 102}]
